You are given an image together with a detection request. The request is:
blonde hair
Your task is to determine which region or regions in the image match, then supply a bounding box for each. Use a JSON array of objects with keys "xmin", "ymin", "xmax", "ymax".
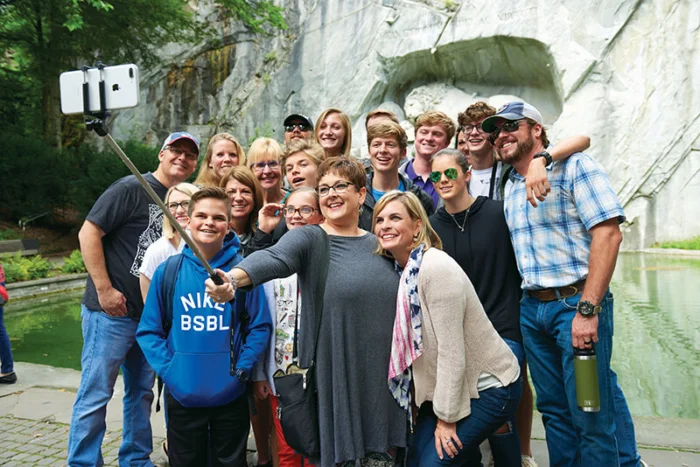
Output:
[
  {"xmin": 282, "ymin": 139, "xmax": 324, "ymax": 171},
  {"xmin": 163, "ymin": 183, "xmax": 200, "ymax": 240},
  {"xmin": 219, "ymin": 166, "xmax": 264, "ymax": 234},
  {"xmin": 315, "ymin": 108, "xmax": 352, "ymax": 158},
  {"xmin": 194, "ymin": 133, "xmax": 246, "ymax": 187},
  {"xmin": 367, "ymin": 121, "xmax": 408, "ymax": 150},
  {"xmin": 373, "ymin": 191, "xmax": 442, "ymax": 257},
  {"xmin": 248, "ymin": 137, "xmax": 283, "ymax": 165},
  {"xmin": 287, "ymin": 186, "xmax": 320, "ymax": 207},
  {"xmin": 415, "ymin": 110, "xmax": 457, "ymax": 142}
]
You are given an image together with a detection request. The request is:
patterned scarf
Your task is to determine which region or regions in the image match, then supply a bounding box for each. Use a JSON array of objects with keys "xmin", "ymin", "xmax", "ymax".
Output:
[{"xmin": 388, "ymin": 245, "xmax": 425, "ymax": 419}]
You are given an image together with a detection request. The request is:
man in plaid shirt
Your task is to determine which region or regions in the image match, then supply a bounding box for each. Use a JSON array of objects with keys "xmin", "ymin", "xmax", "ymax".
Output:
[{"xmin": 482, "ymin": 101, "xmax": 643, "ymax": 467}]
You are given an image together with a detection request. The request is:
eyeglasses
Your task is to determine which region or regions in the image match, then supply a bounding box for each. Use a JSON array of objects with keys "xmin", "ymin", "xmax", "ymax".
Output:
[
  {"xmin": 318, "ymin": 181, "xmax": 356, "ymax": 197},
  {"xmin": 166, "ymin": 146, "xmax": 198, "ymax": 161},
  {"xmin": 460, "ymin": 123, "xmax": 485, "ymax": 134},
  {"xmin": 429, "ymin": 168, "xmax": 459, "ymax": 183},
  {"xmin": 488, "ymin": 119, "xmax": 526, "ymax": 144},
  {"xmin": 251, "ymin": 160, "xmax": 280, "ymax": 172},
  {"xmin": 167, "ymin": 200, "xmax": 191, "ymax": 211},
  {"xmin": 285, "ymin": 124, "xmax": 312, "ymax": 132},
  {"xmin": 283, "ymin": 206, "xmax": 317, "ymax": 218}
]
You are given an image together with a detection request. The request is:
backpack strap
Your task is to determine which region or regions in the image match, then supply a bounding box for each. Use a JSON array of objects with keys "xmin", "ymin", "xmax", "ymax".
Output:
[{"xmin": 154, "ymin": 253, "xmax": 184, "ymax": 413}]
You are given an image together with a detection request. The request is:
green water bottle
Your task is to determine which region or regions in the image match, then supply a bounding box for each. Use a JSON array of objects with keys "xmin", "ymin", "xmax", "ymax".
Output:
[{"xmin": 574, "ymin": 346, "xmax": 600, "ymax": 412}]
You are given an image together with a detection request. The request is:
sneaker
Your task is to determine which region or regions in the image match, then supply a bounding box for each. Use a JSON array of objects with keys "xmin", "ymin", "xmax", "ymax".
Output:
[
  {"xmin": 522, "ymin": 455, "xmax": 538, "ymax": 467},
  {"xmin": 0, "ymin": 372, "xmax": 17, "ymax": 384}
]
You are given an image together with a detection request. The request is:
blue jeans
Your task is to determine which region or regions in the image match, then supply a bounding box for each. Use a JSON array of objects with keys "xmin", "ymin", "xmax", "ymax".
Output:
[
  {"xmin": 463, "ymin": 339, "xmax": 524, "ymax": 467},
  {"xmin": 520, "ymin": 291, "xmax": 640, "ymax": 467},
  {"xmin": 408, "ymin": 381, "xmax": 522, "ymax": 466},
  {"xmin": 67, "ymin": 306, "xmax": 156, "ymax": 467},
  {"xmin": 0, "ymin": 306, "xmax": 14, "ymax": 374}
]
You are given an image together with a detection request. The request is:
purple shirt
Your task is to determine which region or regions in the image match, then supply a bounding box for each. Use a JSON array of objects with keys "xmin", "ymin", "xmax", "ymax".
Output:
[{"xmin": 404, "ymin": 160, "xmax": 439, "ymax": 208}]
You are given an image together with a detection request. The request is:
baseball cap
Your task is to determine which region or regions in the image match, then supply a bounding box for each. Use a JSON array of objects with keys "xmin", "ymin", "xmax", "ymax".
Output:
[
  {"xmin": 481, "ymin": 101, "xmax": 544, "ymax": 133},
  {"xmin": 161, "ymin": 132, "xmax": 200, "ymax": 158},
  {"xmin": 283, "ymin": 114, "xmax": 314, "ymax": 129}
]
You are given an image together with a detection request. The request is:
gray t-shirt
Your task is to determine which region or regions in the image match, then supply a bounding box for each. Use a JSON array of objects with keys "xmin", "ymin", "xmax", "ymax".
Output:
[
  {"xmin": 82, "ymin": 172, "xmax": 167, "ymax": 319},
  {"xmin": 239, "ymin": 226, "xmax": 406, "ymax": 466}
]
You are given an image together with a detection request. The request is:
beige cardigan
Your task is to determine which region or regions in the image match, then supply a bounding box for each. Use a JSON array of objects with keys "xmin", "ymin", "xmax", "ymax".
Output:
[{"xmin": 412, "ymin": 248, "xmax": 521, "ymax": 423}]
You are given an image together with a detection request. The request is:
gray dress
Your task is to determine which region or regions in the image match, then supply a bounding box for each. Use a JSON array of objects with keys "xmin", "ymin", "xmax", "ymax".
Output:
[{"xmin": 238, "ymin": 225, "xmax": 406, "ymax": 466}]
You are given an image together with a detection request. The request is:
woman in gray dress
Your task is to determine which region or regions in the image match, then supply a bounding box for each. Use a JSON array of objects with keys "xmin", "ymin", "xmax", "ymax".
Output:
[{"xmin": 206, "ymin": 157, "xmax": 406, "ymax": 467}]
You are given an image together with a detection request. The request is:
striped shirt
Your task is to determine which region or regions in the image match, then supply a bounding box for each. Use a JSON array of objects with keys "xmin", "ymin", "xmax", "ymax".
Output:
[{"xmin": 504, "ymin": 152, "xmax": 624, "ymax": 290}]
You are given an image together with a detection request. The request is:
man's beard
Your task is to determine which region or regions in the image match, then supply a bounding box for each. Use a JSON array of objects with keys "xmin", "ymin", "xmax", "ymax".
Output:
[{"xmin": 499, "ymin": 133, "xmax": 535, "ymax": 166}]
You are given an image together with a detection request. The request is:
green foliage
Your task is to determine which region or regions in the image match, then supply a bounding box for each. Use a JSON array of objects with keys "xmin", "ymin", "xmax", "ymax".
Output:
[
  {"xmin": 653, "ymin": 236, "xmax": 700, "ymax": 250},
  {"xmin": 0, "ymin": 132, "xmax": 160, "ymax": 220},
  {"xmin": 216, "ymin": 0, "xmax": 287, "ymax": 35},
  {"xmin": 3, "ymin": 253, "xmax": 53, "ymax": 283},
  {"xmin": 263, "ymin": 73, "xmax": 271, "ymax": 84},
  {"xmin": 263, "ymin": 51, "xmax": 277, "ymax": 63},
  {"xmin": 62, "ymin": 250, "xmax": 86, "ymax": 273},
  {"xmin": 0, "ymin": 229, "xmax": 23, "ymax": 241}
]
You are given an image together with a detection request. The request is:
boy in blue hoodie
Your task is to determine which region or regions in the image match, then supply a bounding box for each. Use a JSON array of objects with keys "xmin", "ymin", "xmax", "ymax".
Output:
[{"xmin": 137, "ymin": 187, "xmax": 271, "ymax": 467}]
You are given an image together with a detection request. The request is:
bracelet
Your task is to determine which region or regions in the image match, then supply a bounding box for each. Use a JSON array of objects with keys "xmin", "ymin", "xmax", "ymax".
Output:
[{"xmin": 226, "ymin": 270, "xmax": 239, "ymax": 290}]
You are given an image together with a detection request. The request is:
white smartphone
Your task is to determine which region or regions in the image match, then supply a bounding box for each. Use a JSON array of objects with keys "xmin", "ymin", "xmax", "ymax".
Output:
[{"xmin": 59, "ymin": 64, "xmax": 140, "ymax": 115}]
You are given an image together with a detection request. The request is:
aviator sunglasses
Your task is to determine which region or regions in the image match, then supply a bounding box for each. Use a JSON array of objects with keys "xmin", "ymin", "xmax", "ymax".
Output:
[{"xmin": 429, "ymin": 168, "xmax": 459, "ymax": 183}]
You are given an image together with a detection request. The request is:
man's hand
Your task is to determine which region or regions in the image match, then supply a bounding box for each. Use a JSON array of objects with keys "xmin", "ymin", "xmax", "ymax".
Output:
[
  {"xmin": 525, "ymin": 157, "xmax": 550, "ymax": 207},
  {"xmin": 253, "ymin": 381, "xmax": 273, "ymax": 401},
  {"xmin": 572, "ymin": 312, "xmax": 598, "ymax": 349},
  {"xmin": 258, "ymin": 203, "xmax": 285, "ymax": 234},
  {"xmin": 97, "ymin": 286, "xmax": 128, "ymax": 316},
  {"xmin": 205, "ymin": 269, "xmax": 235, "ymax": 303}
]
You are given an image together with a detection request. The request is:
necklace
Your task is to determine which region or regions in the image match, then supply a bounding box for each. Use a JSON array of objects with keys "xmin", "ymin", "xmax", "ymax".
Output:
[{"xmin": 448, "ymin": 208, "xmax": 470, "ymax": 232}]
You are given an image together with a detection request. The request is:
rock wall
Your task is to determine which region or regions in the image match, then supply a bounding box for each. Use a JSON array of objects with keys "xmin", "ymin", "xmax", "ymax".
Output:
[{"xmin": 110, "ymin": 0, "xmax": 700, "ymax": 250}]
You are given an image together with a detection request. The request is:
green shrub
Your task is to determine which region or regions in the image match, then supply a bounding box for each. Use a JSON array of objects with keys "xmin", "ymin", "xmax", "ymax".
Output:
[
  {"xmin": 62, "ymin": 250, "xmax": 86, "ymax": 274},
  {"xmin": 0, "ymin": 229, "xmax": 22, "ymax": 240},
  {"xmin": 2, "ymin": 252, "xmax": 52, "ymax": 282}
]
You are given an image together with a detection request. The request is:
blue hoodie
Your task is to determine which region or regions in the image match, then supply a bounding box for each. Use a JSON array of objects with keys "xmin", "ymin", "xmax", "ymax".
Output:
[{"xmin": 137, "ymin": 235, "xmax": 272, "ymax": 408}]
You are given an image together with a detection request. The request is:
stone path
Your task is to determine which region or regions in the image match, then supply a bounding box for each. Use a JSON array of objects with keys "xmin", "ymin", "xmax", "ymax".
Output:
[{"xmin": 1, "ymin": 362, "xmax": 699, "ymax": 466}]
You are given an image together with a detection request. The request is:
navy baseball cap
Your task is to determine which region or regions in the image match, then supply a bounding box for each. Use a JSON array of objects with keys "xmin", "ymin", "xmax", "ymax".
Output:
[
  {"xmin": 161, "ymin": 132, "xmax": 200, "ymax": 158},
  {"xmin": 481, "ymin": 101, "xmax": 544, "ymax": 133},
  {"xmin": 283, "ymin": 114, "xmax": 314, "ymax": 129}
]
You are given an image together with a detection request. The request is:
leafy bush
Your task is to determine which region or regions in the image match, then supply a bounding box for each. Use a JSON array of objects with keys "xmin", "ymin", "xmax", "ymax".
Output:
[
  {"xmin": 61, "ymin": 249, "xmax": 86, "ymax": 274},
  {"xmin": 2, "ymin": 253, "xmax": 53, "ymax": 282},
  {"xmin": 0, "ymin": 229, "xmax": 23, "ymax": 240},
  {"xmin": 0, "ymin": 133, "xmax": 161, "ymax": 221}
]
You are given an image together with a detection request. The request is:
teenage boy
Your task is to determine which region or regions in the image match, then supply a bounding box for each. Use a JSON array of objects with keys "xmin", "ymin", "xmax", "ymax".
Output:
[
  {"xmin": 137, "ymin": 187, "xmax": 272, "ymax": 467},
  {"xmin": 399, "ymin": 110, "xmax": 455, "ymax": 208},
  {"xmin": 359, "ymin": 121, "xmax": 434, "ymax": 230}
]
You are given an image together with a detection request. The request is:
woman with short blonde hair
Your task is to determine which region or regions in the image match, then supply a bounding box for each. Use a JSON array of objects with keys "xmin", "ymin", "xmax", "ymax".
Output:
[{"xmin": 248, "ymin": 137, "xmax": 286, "ymax": 205}]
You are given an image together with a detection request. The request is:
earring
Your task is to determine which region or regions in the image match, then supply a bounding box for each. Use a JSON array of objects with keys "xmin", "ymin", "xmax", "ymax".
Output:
[{"xmin": 413, "ymin": 234, "xmax": 419, "ymax": 241}]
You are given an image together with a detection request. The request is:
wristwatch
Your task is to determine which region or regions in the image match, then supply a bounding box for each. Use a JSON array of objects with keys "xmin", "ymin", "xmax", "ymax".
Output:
[
  {"xmin": 234, "ymin": 368, "xmax": 249, "ymax": 383},
  {"xmin": 577, "ymin": 300, "xmax": 602, "ymax": 317},
  {"xmin": 533, "ymin": 151, "xmax": 553, "ymax": 166}
]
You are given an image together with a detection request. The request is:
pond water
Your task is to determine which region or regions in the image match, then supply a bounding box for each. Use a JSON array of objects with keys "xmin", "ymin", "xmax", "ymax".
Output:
[{"xmin": 4, "ymin": 253, "xmax": 700, "ymax": 420}]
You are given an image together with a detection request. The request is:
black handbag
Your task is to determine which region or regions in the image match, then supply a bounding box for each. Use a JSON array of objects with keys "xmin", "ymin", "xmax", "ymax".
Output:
[{"xmin": 273, "ymin": 236, "xmax": 328, "ymax": 459}]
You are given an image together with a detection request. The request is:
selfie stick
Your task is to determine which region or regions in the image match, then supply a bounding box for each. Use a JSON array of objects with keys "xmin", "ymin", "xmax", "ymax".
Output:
[{"xmin": 79, "ymin": 63, "xmax": 223, "ymax": 284}]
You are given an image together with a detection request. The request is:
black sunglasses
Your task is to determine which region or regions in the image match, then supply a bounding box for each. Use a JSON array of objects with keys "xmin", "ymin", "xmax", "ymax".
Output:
[
  {"xmin": 488, "ymin": 119, "xmax": 526, "ymax": 144},
  {"xmin": 285, "ymin": 124, "xmax": 312, "ymax": 132}
]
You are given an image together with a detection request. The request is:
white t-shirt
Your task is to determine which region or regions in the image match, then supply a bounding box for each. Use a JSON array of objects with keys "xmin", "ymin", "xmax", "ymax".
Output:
[
  {"xmin": 272, "ymin": 274, "xmax": 300, "ymax": 373},
  {"xmin": 469, "ymin": 162, "xmax": 502, "ymax": 200},
  {"xmin": 138, "ymin": 235, "xmax": 184, "ymax": 280}
]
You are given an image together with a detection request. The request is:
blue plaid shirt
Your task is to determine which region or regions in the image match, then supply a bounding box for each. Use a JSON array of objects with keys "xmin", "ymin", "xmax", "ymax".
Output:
[{"xmin": 504, "ymin": 152, "xmax": 625, "ymax": 290}]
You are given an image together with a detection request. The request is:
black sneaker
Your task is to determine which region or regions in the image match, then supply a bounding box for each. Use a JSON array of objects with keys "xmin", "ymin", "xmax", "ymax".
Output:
[{"xmin": 0, "ymin": 372, "xmax": 17, "ymax": 384}]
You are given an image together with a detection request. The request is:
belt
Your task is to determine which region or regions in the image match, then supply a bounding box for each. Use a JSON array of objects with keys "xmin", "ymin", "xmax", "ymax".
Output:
[{"xmin": 527, "ymin": 280, "xmax": 586, "ymax": 302}]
